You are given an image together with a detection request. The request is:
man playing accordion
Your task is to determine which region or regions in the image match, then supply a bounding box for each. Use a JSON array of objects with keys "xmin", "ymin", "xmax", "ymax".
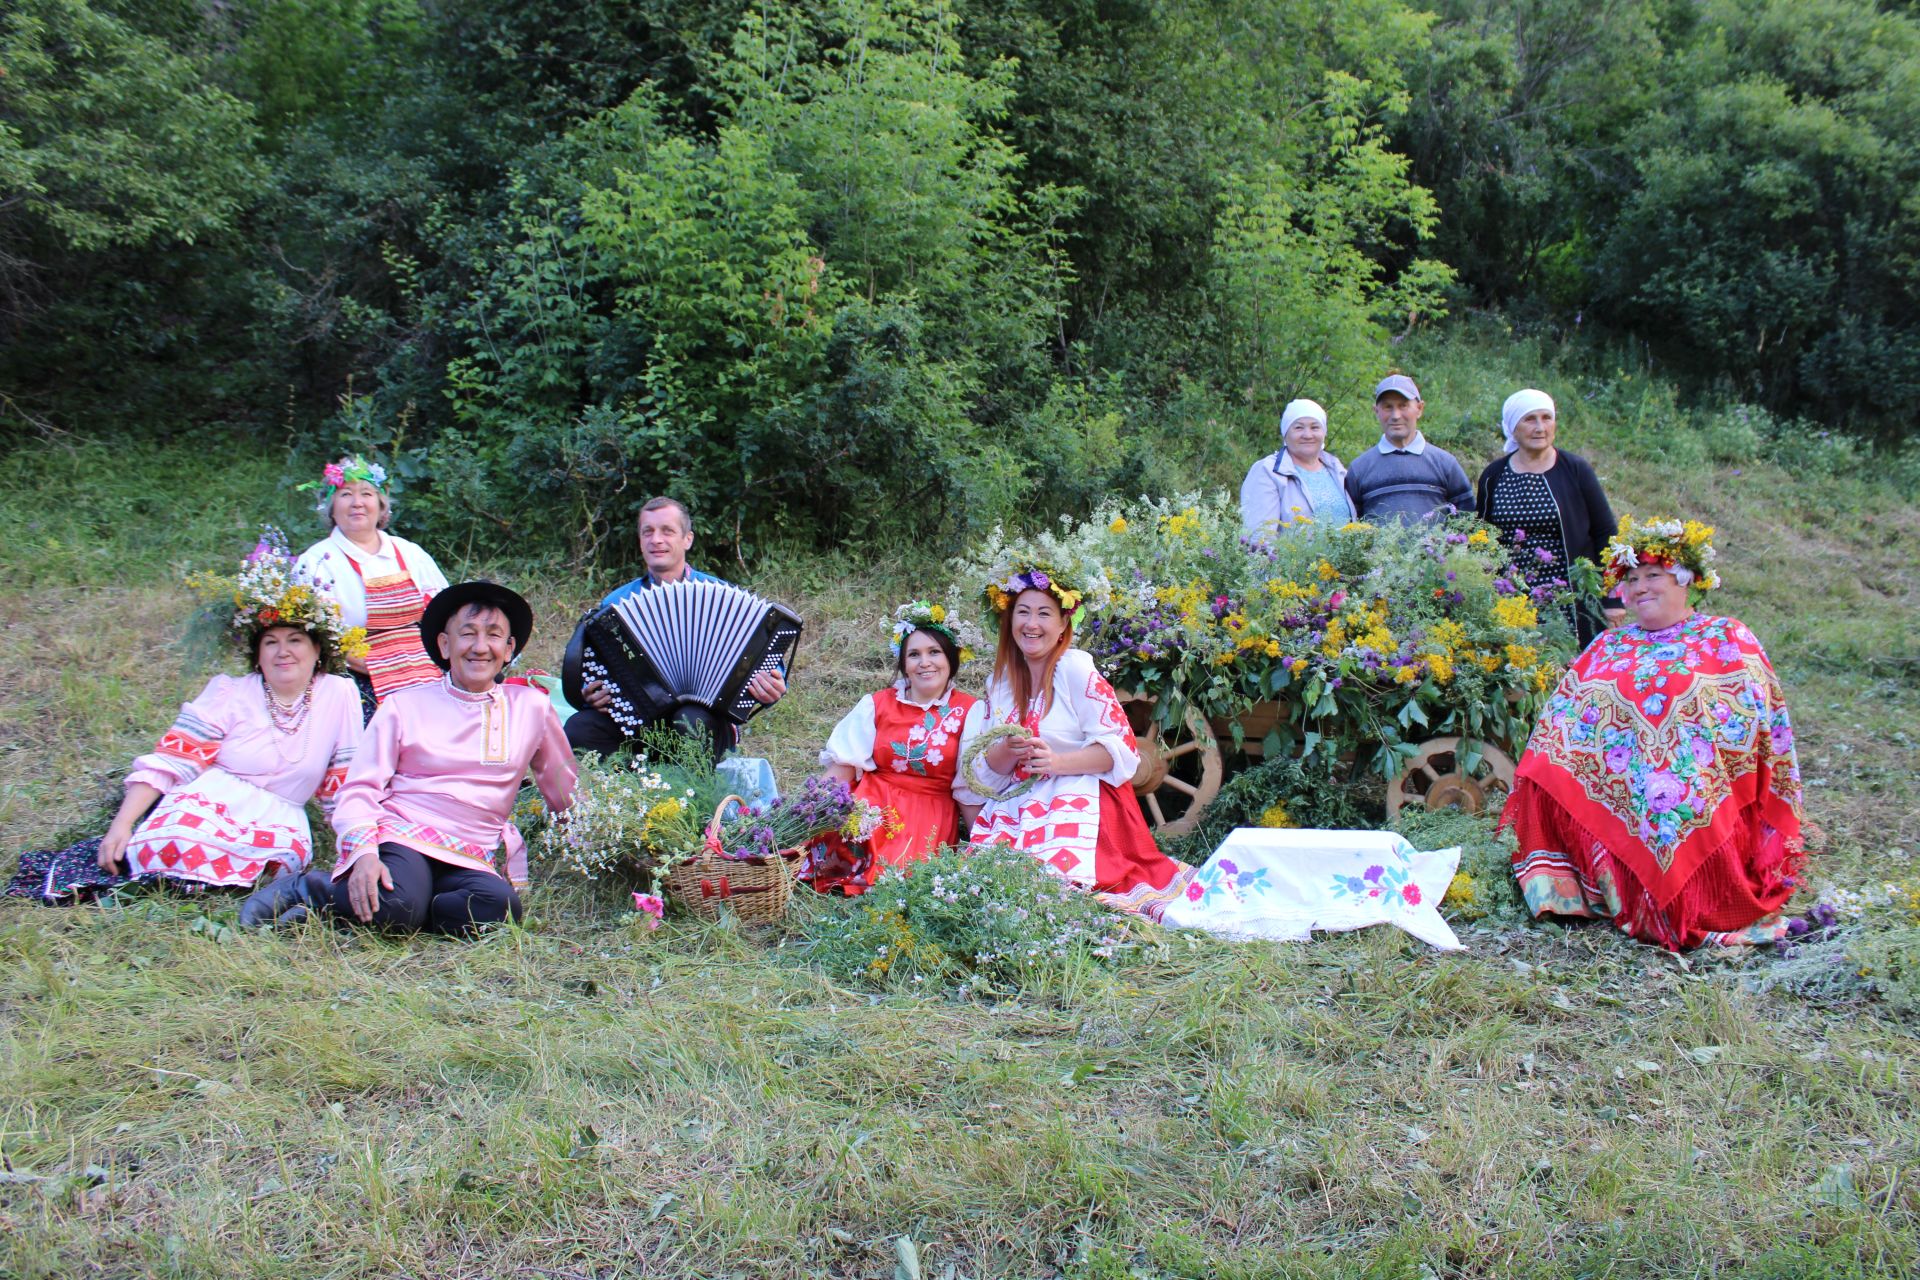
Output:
[{"xmin": 564, "ymin": 496, "xmax": 788, "ymax": 759}]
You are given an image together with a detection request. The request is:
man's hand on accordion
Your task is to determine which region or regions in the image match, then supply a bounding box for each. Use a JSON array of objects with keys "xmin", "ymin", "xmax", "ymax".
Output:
[
  {"xmin": 580, "ymin": 678, "xmax": 613, "ymax": 712},
  {"xmin": 746, "ymin": 668, "xmax": 787, "ymax": 706}
]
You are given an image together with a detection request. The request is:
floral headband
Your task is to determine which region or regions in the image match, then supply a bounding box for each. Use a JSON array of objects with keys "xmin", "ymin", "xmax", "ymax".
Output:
[
  {"xmin": 1601, "ymin": 515, "xmax": 1722, "ymax": 594},
  {"xmin": 982, "ymin": 560, "xmax": 1087, "ymax": 623},
  {"xmin": 299, "ymin": 453, "xmax": 390, "ymax": 517},
  {"xmin": 187, "ymin": 527, "xmax": 369, "ymax": 674},
  {"xmin": 889, "ymin": 600, "xmax": 981, "ymax": 665}
]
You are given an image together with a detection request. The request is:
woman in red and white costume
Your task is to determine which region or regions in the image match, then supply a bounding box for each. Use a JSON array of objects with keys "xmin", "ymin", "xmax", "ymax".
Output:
[
  {"xmin": 293, "ymin": 454, "xmax": 449, "ymax": 722},
  {"xmin": 959, "ymin": 564, "xmax": 1194, "ymax": 919}
]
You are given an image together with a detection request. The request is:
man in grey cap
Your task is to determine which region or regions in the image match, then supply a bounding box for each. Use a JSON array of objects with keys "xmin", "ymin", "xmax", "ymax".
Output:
[{"xmin": 1343, "ymin": 373, "xmax": 1475, "ymax": 522}]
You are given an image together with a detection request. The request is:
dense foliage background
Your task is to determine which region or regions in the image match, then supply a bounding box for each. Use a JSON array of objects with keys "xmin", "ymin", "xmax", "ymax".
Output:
[{"xmin": 6, "ymin": 0, "xmax": 1918, "ymax": 562}]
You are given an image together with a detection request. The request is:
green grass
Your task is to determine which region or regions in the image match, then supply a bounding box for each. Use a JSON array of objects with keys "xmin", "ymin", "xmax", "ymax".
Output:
[{"xmin": 0, "ymin": 384, "xmax": 1916, "ymax": 1277}]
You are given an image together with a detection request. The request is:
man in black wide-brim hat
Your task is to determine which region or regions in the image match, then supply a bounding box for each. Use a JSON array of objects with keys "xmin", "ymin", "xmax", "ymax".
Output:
[{"xmin": 242, "ymin": 580, "xmax": 577, "ymax": 935}]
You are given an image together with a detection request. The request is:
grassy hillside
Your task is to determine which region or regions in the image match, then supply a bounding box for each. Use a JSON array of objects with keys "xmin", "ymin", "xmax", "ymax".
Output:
[{"xmin": 0, "ymin": 348, "xmax": 1916, "ymax": 1278}]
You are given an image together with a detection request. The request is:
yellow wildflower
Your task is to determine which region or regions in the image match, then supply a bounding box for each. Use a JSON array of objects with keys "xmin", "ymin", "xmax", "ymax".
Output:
[
  {"xmin": 1264, "ymin": 639, "xmax": 1281, "ymax": 658},
  {"xmin": 1444, "ymin": 872, "xmax": 1477, "ymax": 906},
  {"xmin": 1424, "ymin": 651, "xmax": 1453, "ymax": 683},
  {"xmin": 1493, "ymin": 597, "xmax": 1539, "ymax": 629},
  {"xmin": 1160, "ymin": 507, "xmax": 1202, "ymax": 539},
  {"xmin": 1315, "ymin": 558, "xmax": 1340, "ymax": 582},
  {"xmin": 1289, "ymin": 657, "xmax": 1309, "ymax": 675},
  {"xmin": 1505, "ymin": 643, "xmax": 1539, "ymax": 670},
  {"xmin": 1258, "ymin": 803, "xmax": 1295, "ymax": 829},
  {"xmin": 1339, "ymin": 521, "xmax": 1374, "ymax": 533},
  {"xmin": 1109, "ymin": 516, "xmax": 1129, "ymax": 534},
  {"xmin": 929, "ymin": 603, "xmax": 946, "ymax": 622},
  {"xmin": 1394, "ymin": 664, "xmax": 1419, "ymax": 685},
  {"xmin": 1467, "ymin": 529, "xmax": 1491, "ymax": 547}
]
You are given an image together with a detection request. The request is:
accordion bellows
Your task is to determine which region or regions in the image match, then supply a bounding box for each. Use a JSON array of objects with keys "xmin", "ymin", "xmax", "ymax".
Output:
[{"xmin": 563, "ymin": 580, "xmax": 804, "ymax": 735}]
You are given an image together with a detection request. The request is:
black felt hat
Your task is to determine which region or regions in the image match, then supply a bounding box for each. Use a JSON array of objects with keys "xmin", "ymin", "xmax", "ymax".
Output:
[{"xmin": 418, "ymin": 580, "xmax": 534, "ymax": 670}]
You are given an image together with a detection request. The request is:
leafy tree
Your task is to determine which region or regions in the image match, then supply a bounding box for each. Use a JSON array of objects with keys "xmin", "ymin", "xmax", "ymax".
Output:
[{"xmin": 0, "ymin": 0, "xmax": 261, "ymax": 431}]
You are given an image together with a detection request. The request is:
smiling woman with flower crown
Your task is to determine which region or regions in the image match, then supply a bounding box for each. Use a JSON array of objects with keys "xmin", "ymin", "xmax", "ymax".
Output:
[
  {"xmin": 293, "ymin": 453, "xmax": 449, "ymax": 722},
  {"xmin": 812, "ymin": 601, "xmax": 988, "ymax": 893},
  {"xmin": 956, "ymin": 563, "xmax": 1197, "ymax": 918},
  {"xmin": 5, "ymin": 530, "xmax": 367, "ymax": 904},
  {"xmin": 1500, "ymin": 517, "xmax": 1809, "ymax": 950}
]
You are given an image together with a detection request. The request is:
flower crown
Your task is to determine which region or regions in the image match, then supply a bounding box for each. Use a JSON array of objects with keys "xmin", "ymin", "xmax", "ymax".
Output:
[
  {"xmin": 1602, "ymin": 515, "xmax": 1722, "ymax": 593},
  {"xmin": 187, "ymin": 527, "xmax": 369, "ymax": 673},
  {"xmin": 889, "ymin": 599, "xmax": 981, "ymax": 665},
  {"xmin": 983, "ymin": 560, "xmax": 1086, "ymax": 619},
  {"xmin": 299, "ymin": 453, "xmax": 390, "ymax": 517}
]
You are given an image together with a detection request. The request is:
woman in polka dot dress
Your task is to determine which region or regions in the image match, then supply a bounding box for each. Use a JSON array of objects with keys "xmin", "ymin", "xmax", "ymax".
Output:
[{"xmin": 1475, "ymin": 388, "xmax": 1620, "ymax": 649}]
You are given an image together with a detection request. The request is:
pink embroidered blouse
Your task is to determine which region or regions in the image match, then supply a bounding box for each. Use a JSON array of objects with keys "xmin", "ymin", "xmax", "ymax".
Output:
[
  {"xmin": 126, "ymin": 672, "xmax": 362, "ymax": 814},
  {"xmin": 330, "ymin": 677, "xmax": 577, "ymax": 889}
]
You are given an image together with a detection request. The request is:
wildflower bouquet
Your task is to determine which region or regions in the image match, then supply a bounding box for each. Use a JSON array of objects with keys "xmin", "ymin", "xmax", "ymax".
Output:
[
  {"xmin": 954, "ymin": 492, "xmax": 1575, "ymax": 779},
  {"xmin": 1758, "ymin": 879, "xmax": 1920, "ymax": 1020},
  {"xmin": 715, "ymin": 775, "xmax": 898, "ymax": 861},
  {"xmin": 536, "ymin": 753, "xmax": 684, "ymax": 880},
  {"xmin": 799, "ymin": 842, "xmax": 1144, "ymax": 992},
  {"xmin": 184, "ymin": 526, "xmax": 370, "ymax": 673}
]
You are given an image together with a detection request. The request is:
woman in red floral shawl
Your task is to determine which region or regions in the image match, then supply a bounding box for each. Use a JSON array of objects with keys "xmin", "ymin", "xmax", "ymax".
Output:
[
  {"xmin": 812, "ymin": 600, "xmax": 987, "ymax": 894},
  {"xmin": 1501, "ymin": 517, "xmax": 1806, "ymax": 950}
]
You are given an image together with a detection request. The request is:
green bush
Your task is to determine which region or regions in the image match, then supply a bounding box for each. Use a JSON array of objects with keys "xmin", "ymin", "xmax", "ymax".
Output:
[
  {"xmin": 1160, "ymin": 753, "xmax": 1375, "ymax": 866},
  {"xmin": 1390, "ymin": 806, "xmax": 1529, "ymax": 927},
  {"xmin": 796, "ymin": 842, "xmax": 1146, "ymax": 994}
]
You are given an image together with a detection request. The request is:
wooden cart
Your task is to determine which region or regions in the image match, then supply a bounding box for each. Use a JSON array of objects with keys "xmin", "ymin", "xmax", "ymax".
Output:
[{"xmin": 1120, "ymin": 692, "xmax": 1520, "ymax": 838}]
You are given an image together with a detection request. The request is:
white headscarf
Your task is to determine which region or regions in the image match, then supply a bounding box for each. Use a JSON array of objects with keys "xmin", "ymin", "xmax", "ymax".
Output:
[
  {"xmin": 1281, "ymin": 399, "xmax": 1327, "ymax": 444},
  {"xmin": 1501, "ymin": 388, "xmax": 1555, "ymax": 454}
]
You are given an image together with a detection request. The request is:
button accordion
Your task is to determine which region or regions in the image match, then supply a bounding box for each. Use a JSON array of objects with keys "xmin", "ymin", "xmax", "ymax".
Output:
[{"xmin": 562, "ymin": 580, "xmax": 803, "ymax": 735}]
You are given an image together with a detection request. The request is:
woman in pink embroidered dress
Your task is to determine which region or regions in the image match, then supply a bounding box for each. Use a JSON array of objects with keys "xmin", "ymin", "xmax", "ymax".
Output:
[
  {"xmin": 812, "ymin": 600, "xmax": 986, "ymax": 893},
  {"xmin": 259, "ymin": 581, "xmax": 576, "ymax": 936},
  {"xmin": 6, "ymin": 531, "xmax": 364, "ymax": 905}
]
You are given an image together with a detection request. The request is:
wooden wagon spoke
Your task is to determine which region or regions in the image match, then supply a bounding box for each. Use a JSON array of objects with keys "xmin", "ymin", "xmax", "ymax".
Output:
[
  {"xmin": 1120, "ymin": 690, "xmax": 1223, "ymax": 839},
  {"xmin": 1387, "ymin": 735, "xmax": 1518, "ymax": 819}
]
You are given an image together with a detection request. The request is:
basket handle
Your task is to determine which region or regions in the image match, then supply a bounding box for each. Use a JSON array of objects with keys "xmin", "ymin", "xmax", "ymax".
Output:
[{"xmin": 703, "ymin": 794, "xmax": 749, "ymax": 858}]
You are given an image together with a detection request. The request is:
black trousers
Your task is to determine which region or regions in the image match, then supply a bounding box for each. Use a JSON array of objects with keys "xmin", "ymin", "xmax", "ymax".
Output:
[
  {"xmin": 564, "ymin": 702, "xmax": 737, "ymax": 763},
  {"xmin": 304, "ymin": 843, "xmax": 521, "ymax": 937}
]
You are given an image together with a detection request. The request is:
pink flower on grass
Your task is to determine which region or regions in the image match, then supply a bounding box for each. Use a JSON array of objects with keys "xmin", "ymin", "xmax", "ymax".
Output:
[{"xmin": 632, "ymin": 892, "xmax": 665, "ymax": 930}]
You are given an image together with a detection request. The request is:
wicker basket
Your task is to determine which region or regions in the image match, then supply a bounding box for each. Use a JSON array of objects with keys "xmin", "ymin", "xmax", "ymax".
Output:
[{"xmin": 663, "ymin": 794, "xmax": 797, "ymax": 924}]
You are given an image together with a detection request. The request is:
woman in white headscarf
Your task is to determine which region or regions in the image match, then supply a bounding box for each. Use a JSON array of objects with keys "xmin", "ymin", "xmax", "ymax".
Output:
[
  {"xmin": 1475, "ymin": 388, "xmax": 1620, "ymax": 647},
  {"xmin": 1239, "ymin": 398, "xmax": 1354, "ymax": 540}
]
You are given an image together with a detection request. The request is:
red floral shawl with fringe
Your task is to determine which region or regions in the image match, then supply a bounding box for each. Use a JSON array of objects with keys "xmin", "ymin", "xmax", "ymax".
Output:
[{"xmin": 1503, "ymin": 613, "xmax": 1805, "ymax": 915}]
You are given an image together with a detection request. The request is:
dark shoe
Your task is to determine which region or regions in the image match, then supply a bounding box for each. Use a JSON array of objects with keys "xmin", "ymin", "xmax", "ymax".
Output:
[{"xmin": 238, "ymin": 871, "xmax": 310, "ymax": 929}]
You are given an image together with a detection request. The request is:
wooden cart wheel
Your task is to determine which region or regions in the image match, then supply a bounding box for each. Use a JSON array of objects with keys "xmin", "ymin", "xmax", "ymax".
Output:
[
  {"xmin": 1120, "ymin": 692, "xmax": 1223, "ymax": 839},
  {"xmin": 1386, "ymin": 736, "xmax": 1517, "ymax": 819}
]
